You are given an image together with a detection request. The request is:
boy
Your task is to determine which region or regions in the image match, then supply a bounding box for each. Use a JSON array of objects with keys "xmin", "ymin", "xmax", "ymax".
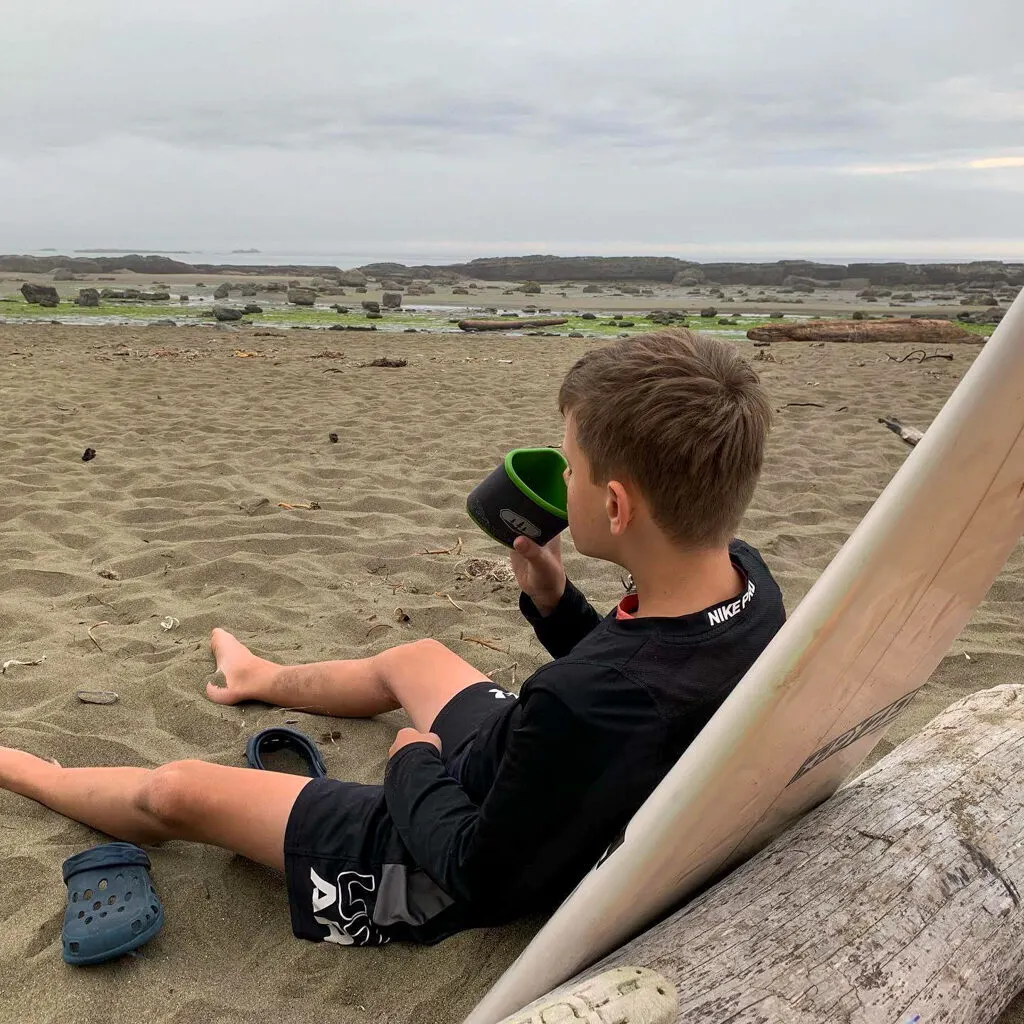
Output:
[{"xmin": 0, "ymin": 329, "xmax": 784, "ymax": 947}]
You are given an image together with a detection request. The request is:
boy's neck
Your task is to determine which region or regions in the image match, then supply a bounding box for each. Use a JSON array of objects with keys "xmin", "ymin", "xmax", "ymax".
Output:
[{"xmin": 626, "ymin": 543, "xmax": 743, "ymax": 619}]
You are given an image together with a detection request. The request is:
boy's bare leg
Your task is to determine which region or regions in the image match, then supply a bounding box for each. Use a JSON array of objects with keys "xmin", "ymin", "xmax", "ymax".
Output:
[
  {"xmin": 208, "ymin": 629, "xmax": 492, "ymax": 733},
  {"xmin": 0, "ymin": 747, "xmax": 308, "ymax": 870}
]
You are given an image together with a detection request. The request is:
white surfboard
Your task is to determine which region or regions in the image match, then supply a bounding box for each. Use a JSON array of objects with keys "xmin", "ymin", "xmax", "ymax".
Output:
[{"xmin": 468, "ymin": 290, "xmax": 1024, "ymax": 1024}]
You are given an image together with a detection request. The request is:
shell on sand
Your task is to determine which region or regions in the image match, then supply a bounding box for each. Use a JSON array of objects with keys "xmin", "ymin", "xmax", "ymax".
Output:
[{"xmin": 746, "ymin": 318, "xmax": 977, "ymax": 344}]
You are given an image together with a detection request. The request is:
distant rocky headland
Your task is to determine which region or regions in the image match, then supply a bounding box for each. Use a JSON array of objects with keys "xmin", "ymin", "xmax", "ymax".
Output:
[{"xmin": 1, "ymin": 253, "xmax": 1021, "ymax": 288}]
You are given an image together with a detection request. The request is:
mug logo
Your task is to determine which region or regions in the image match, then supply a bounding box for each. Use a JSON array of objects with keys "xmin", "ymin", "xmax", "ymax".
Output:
[{"xmin": 500, "ymin": 508, "xmax": 541, "ymax": 538}]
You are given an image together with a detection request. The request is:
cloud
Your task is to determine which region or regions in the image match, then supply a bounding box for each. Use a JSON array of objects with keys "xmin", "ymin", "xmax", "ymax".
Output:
[{"xmin": 0, "ymin": 0, "xmax": 1021, "ymax": 256}]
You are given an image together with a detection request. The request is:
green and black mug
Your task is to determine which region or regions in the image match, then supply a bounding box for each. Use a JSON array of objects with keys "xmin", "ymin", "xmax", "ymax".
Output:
[{"xmin": 467, "ymin": 447, "xmax": 568, "ymax": 548}]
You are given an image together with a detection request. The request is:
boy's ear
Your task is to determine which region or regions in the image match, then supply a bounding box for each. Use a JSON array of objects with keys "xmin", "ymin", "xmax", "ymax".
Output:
[{"xmin": 605, "ymin": 479, "xmax": 633, "ymax": 536}]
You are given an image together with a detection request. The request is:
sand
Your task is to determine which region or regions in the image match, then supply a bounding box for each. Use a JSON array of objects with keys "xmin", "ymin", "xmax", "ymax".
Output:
[{"xmin": 1, "ymin": 322, "xmax": 1023, "ymax": 1023}]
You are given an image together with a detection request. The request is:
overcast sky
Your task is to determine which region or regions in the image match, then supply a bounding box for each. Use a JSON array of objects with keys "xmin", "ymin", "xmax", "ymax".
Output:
[{"xmin": 2, "ymin": 0, "xmax": 1021, "ymax": 263}]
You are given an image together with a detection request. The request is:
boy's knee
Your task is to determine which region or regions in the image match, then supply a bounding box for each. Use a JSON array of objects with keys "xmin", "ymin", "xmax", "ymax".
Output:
[{"xmin": 139, "ymin": 760, "xmax": 206, "ymax": 826}]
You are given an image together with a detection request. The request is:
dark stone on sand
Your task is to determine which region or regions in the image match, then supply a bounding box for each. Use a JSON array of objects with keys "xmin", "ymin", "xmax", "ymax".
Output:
[
  {"xmin": 452, "ymin": 287, "xmax": 469, "ymax": 295},
  {"xmin": 700, "ymin": 307, "xmax": 717, "ymax": 317},
  {"xmin": 82, "ymin": 448, "xmax": 97, "ymax": 462},
  {"xmin": 21, "ymin": 283, "xmax": 60, "ymax": 306},
  {"xmin": 361, "ymin": 300, "xmax": 381, "ymax": 313},
  {"xmin": 366, "ymin": 312, "xmax": 383, "ymax": 319},
  {"xmin": 213, "ymin": 305, "xmax": 244, "ymax": 321},
  {"xmin": 381, "ymin": 292, "xmax": 402, "ymax": 309},
  {"xmin": 288, "ymin": 287, "xmax": 317, "ymax": 306},
  {"xmin": 240, "ymin": 284, "xmax": 258, "ymax": 296},
  {"xmin": 151, "ymin": 319, "xmax": 177, "ymax": 326},
  {"xmin": 76, "ymin": 288, "xmax": 100, "ymax": 307},
  {"xmin": 329, "ymin": 324, "xmax": 377, "ymax": 332},
  {"xmin": 243, "ymin": 303, "xmax": 263, "ymax": 314},
  {"xmin": 331, "ymin": 304, "xmax": 349, "ymax": 313},
  {"xmin": 581, "ymin": 312, "xmax": 597, "ymax": 320},
  {"xmin": 329, "ymin": 433, "xmax": 339, "ymax": 443},
  {"xmin": 214, "ymin": 283, "xmax": 230, "ymax": 299},
  {"xmin": 769, "ymin": 311, "xmax": 784, "ymax": 318},
  {"xmin": 568, "ymin": 331, "xmax": 584, "ymax": 338},
  {"xmin": 582, "ymin": 283, "xmax": 603, "ymax": 293},
  {"xmin": 52, "ymin": 268, "xmax": 79, "ymax": 281}
]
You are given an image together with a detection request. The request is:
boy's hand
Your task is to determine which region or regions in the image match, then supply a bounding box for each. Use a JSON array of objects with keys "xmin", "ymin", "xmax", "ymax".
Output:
[
  {"xmin": 388, "ymin": 728, "xmax": 441, "ymax": 759},
  {"xmin": 511, "ymin": 535, "xmax": 567, "ymax": 616}
]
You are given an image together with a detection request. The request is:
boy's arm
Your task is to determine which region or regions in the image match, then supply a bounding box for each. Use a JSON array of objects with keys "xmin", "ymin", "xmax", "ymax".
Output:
[
  {"xmin": 512, "ymin": 536, "xmax": 603, "ymax": 658},
  {"xmin": 383, "ymin": 674, "xmax": 655, "ymax": 914},
  {"xmin": 519, "ymin": 580, "xmax": 603, "ymax": 659}
]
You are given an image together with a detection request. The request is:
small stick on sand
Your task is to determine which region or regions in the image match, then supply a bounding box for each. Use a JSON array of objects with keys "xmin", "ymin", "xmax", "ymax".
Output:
[
  {"xmin": 421, "ymin": 536, "xmax": 464, "ymax": 556},
  {"xmin": 460, "ymin": 633, "xmax": 507, "ymax": 653},
  {"xmin": 1, "ymin": 656, "xmax": 47, "ymax": 675},
  {"xmin": 88, "ymin": 621, "xmax": 109, "ymax": 652},
  {"xmin": 437, "ymin": 593, "xmax": 465, "ymax": 612}
]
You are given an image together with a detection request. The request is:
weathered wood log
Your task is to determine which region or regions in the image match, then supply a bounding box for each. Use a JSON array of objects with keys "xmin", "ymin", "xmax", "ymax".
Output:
[
  {"xmin": 547, "ymin": 685, "xmax": 1024, "ymax": 1024},
  {"xmin": 500, "ymin": 967, "xmax": 677, "ymax": 1024},
  {"xmin": 458, "ymin": 318, "xmax": 568, "ymax": 332},
  {"xmin": 747, "ymin": 318, "xmax": 977, "ymax": 344}
]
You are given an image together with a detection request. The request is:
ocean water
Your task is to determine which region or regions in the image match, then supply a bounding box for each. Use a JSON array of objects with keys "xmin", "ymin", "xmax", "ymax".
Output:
[{"xmin": 26, "ymin": 248, "xmax": 490, "ymax": 268}]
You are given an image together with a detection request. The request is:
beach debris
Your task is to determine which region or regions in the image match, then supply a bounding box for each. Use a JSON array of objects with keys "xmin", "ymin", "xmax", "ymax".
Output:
[
  {"xmin": 781, "ymin": 402, "xmax": 825, "ymax": 409},
  {"xmin": 277, "ymin": 501, "xmax": 321, "ymax": 510},
  {"xmin": 96, "ymin": 568, "xmax": 121, "ymax": 581},
  {"xmin": 365, "ymin": 623, "xmax": 392, "ymax": 639},
  {"xmin": 421, "ymin": 537, "xmax": 463, "ymax": 556},
  {"xmin": 456, "ymin": 558, "xmax": 516, "ymax": 584},
  {"xmin": 437, "ymin": 592, "xmax": 465, "ymax": 612},
  {"xmin": 497, "ymin": 359, "xmax": 514, "ymax": 364},
  {"xmin": 878, "ymin": 416, "xmax": 925, "ymax": 446},
  {"xmin": 747, "ymin": 318, "xmax": 975, "ymax": 345},
  {"xmin": 232, "ymin": 349, "xmax": 264, "ymax": 358},
  {"xmin": 754, "ymin": 349, "xmax": 777, "ymax": 362},
  {"xmin": 239, "ymin": 497, "xmax": 272, "ymax": 515},
  {"xmin": 460, "ymin": 632, "xmax": 507, "ymax": 653},
  {"xmin": 88, "ymin": 621, "xmax": 109, "ymax": 651},
  {"xmin": 457, "ymin": 318, "xmax": 568, "ymax": 332},
  {"xmin": 75, "ymin": 689, "xmax": 119, "ymax": 705},
  {"xmin": 394, "ymin": 608, "xmax": 411, "ymax": 624},
  {"xmin": 329, "ymin": 432, "xmax": 339, "ymax": 443},
  {"xmin": 311, "ymin": 350, "xmax": 345, "ymax": 359},
  {"xmin": 321, "ymin": 730, "xmax": 342, "ymax": 744},
  {"xmin": 160, "ymin": 616, "xmax": 180, "ymax": 631},
  {"xmin": 82, "ymin": 447, "xmax": 97, "ymax": 462},
  {"xmin": 886, "ymin": 348, "xmax": 955, "ymax": 363},
  {"xmin": 1, "ymin": 655, "xmax": 47, "ymax": 675},
  {"xmin": 329, "ymin": 324, "xmax": 377, "ymax": 332},
  {"xmin": 362, "ymin": 356, "xmax": 408, "ymax": 368}
]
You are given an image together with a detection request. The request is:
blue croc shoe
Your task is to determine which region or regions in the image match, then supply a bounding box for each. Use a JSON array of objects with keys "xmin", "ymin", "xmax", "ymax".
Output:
[{"xmin": 61, "ymin": 842, "xmax": 164, "ymax": 965}]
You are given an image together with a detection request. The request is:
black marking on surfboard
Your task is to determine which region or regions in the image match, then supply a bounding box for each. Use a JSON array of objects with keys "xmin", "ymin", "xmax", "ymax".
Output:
[{"xmin": 788, "ymin": 686, "xmax": 924, "ymax": 786}]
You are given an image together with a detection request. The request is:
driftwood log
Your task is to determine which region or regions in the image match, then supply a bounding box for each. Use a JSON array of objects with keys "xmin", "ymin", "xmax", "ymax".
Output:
[
  {"xmin": 537, "ymin": 685, "xmax": 1024, "ymax": 1024},
  {"xmin": 746, "ymin": 318, "xmax": 977, "ymax": 344},
  {"xmin": 458, "ymin": 318, "xmax": 568, "ymax": 332}
]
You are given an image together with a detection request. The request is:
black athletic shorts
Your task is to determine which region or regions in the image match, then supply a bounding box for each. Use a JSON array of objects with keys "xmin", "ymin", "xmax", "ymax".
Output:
[{"xmin": 282, "ymin": 681, "xmax": 516, "ymax": 946}]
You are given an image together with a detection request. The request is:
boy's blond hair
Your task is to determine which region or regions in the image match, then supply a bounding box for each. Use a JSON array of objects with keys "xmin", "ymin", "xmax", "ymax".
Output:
[{"xmin": 558, "ymin": 329, "xmax": 772, "ymax": 548}]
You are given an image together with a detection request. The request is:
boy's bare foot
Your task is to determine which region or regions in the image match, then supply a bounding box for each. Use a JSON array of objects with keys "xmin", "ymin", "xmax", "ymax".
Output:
[{"xmin": 207, "ymin": 629, "xmax": 278, "ymax": 705}]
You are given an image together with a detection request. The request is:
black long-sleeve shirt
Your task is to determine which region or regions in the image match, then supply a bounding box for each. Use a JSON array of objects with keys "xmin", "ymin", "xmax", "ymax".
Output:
[{"xmin": 383, "ymin": 540, "xmax": 785, "ymax": 925}]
